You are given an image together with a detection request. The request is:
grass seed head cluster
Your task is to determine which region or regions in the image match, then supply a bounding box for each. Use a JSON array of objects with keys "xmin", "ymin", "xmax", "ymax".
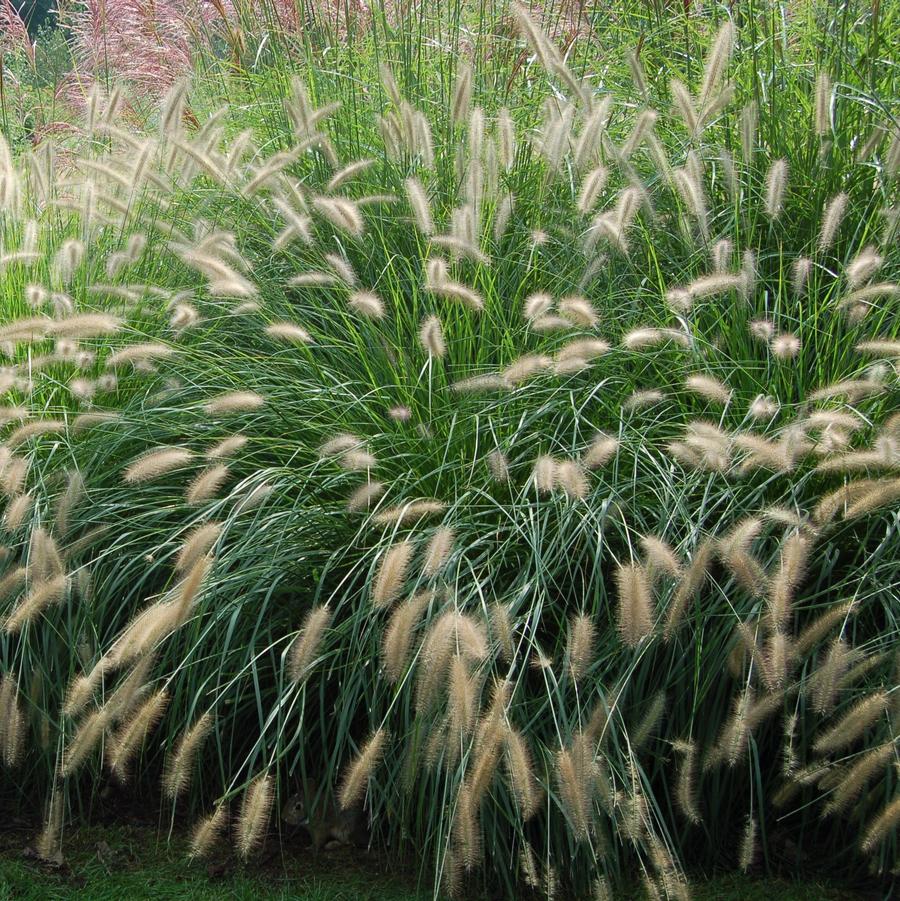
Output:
[{"xmin": 0, "ymin": 2, "xmax": 898, "ymax": 897}]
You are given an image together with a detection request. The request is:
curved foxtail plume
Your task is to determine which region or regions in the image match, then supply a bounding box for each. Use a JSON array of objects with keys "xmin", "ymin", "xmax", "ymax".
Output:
[
  {"xmin": 61, "ymin": 709, "xmax": 108, "ymax": 777},
  {"xmin": 812, "ymin": 692, "xmax": 888, "ymax": 754},
  {"xmin": 123, "ymin": 447, "xmax": 194, "ymax": 484},
  {"xmin": 416, "ymin": 314, "xmax": 446, "ymax": 358},
  {"xmin": 664, "ymin": 540, "xmax": 713, "ymax": 640},
  {"xmin": 288, "ymin": 605, "xmax": 332, "ymax": 682},
  {"xmin": 672, "ymin": 163, "xmax": 710, "ymax": 239},
  {"xmin": 0, "ymin": 673, "xmax": 25, "ymax": 768},
  {"xmin": 404, "ymin": 178, "xmax": 434, "ymax": 236},
  {"xmin": 163, "ymin": 712, "xmax": 213, "ymax": 799},
  {"xmin": 685, "ymin": 373, "xmax": 731, "ymax": 404},
  {"xmin": 503, "ymin": 727, "xmax": 541, "ymax": 821},
  {"xmin": 670, "ymin": 80, "xmax": 699, "ymax": 137},
  {"xmin": 554, "ymin": 733, "xmax": 595, "ymax": 841},
  {"xmin": 577, "ymin": 165, "xmax": 609, "ymax": 214},
  {"xmin": 640, "ymin": 535, "xmax": 682, "ymax": 582},
  {"xmin": 451, "ymin": 62, "xmax": 473, "ymax": 126},
  {"xmin": 347, "ymin": 480, "xmax": 385, "ymax": 512},
  {"xmin": 698, "ymin": 22, "xmax": 735, "ymax": 113},
  {"xmin": 382, "ymin": 592, "xmax": 429, "ymax": 682},
  {"xmin": 35, "ymin": 791, "xmax": 64, "ymax": 861},
  {"xmin": 861, "ymin": 797, "xmax": 900, "ymax": 854},
  {"xmin": 371, "ymin": 540, "xmax": 415, "ymax": 608},
  {"xmin": 204, "ymin": 391, "xmax": 265, "ymax": 416},
  {"xmin": 422, "ymin": 527, "xmax": 454, "ymax": 578},
  {"xmin": 764, "ymin": 159, "xmax": 788, "ymax": 220},
  {"xmin": 338, "ymin": 728, "xmax": 388, "ymax": 810},
  {"xmin": 673, "ymin": 740, "xmax": 701, "ymax": 825},
  {"xmin": 186, "ymin": 464, "xmax": 230, "ymax": 505},
  {"xmin": 175, "ymin": 523, "xmax": 222, "ymax": 572},
  {"xmin": 189, "ymin": 804, "xmax": 229, "ymax": 860},
  {"xmin": 738, "ymin": 817, "xmax": 757, "ymax": 872},
  {"xmin": 767, "ymin": 533, "xmax": 811, "ymax": 631},
  {"xmin": 615, "ymin": 563, "xmax": 654, "ymax": 647},
  {"xmin": 63, "ymin": 662, "xmax": 109, "ymax": 719},
  {"xmin": 628, "ymin": 51, "xmax": 649, "ymax": 103},
  {"xmin": 106, "ymin": 689, "xmax": 169, "ymax": 781},
  {"xmin": 235, "ymin": 774, "xmax": 273, "ymax": 860},
  {"xmin": 814, "ymin": 72, "xmax": 833, "ymax": 138},
  {"xmin": 631, "ymin": 691, "xmax": 666, "ymax": 750},
  {"xmin": 3, "ymin": 574, "xmax": 68, "ymax": 634},
  {"xmin": 846, "ymin": 246, "xmax": 884, "ymax": 287},
  {"xmin": 823, "ymin": 743, "xmax": 894, "ymax": 816},
  {"xmin": 819, "ymin": 192, "xmax": 849, "ymax": 250},
  {"xmin": 566, "ymin": 613, "xmax": 596, "ymax": 682}
]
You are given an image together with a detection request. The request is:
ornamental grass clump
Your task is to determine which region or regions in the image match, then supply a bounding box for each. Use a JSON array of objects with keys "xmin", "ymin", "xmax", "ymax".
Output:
[{"xmin": 0, "ymin": 3, "xmax": 898, "ymax": 897}]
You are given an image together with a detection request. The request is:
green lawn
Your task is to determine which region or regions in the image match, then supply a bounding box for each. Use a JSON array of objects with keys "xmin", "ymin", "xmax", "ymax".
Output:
[
  {"xmin": 0, "ymin": 826, "xmax": 421, "ymax": 901},
  {"xmin": 0, "ymin": 826, "xmax": 868, "ymax": 901}
]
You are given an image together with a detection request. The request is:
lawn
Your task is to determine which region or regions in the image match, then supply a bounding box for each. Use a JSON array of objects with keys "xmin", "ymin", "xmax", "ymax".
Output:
[{"xmin": 0, "ymin": 826, "xmax": 869, "ymax": 901}]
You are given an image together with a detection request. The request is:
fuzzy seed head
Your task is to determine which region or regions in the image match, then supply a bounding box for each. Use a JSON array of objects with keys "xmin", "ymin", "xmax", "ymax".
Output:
[
  {"xmin": 265, "ymin": 322, "xmax": 313, "ymax": 344},
  {"xmin": 640, "ymin": 535, "xmax": 682, "ymax": 581},
  {"xmin": 289, "ymin": 605, "xmax": 332, "ymax": 682},
  {"xmin": 685, "ymin": 373, "xmax": 732, "ymax": 405},
  {"xmin": 487, "ymin": 450, "xmax": 510, "ymax": 482},
  {"xmin": 771, "ymin": 333, "xmax": 801, "ymax": 359},
  {"xmin": 814, "ymin": 72, "xmax": 832, "ymax": 137},
  {"xmin": 844, "ymin": 248, "xmax": 882, "ymax": 292},
  {"xmin": 813, "ymin": 692, "xmax": 888, "ymax": 754},
  {"xmin": 235, "ymin": 774, "xmax": 273, "ymax": 859},
  {"xmin": 861, "ymin": 796, "xmax": 900, "ymax": 854},
  {"xmin": 791, "ymin": 257, "xmax": 812, "ymax": 296},
  {"xmin": 186, "ymin": 465, "xmax": 230, "ymax": 505},
  {"xmin": 422, "ymin": 527, "xmax": 455, "ymax": 578},
  {"xmin": 372, "ymin": 540, "xmax": 415, "ymax": 608},
  {"xmin": 163, "ymin": 712, "xmax": 213, "ymax": 799},
  {"xmin": 739, "ymin": 817, "xmax": 757, "ymax": 872},
  {"xmin": 615, "ymin": 563, "xmax": 654, "ymax": 646},
  {"xmin": 348, "ymin": 291, "xmax": 385, "ymax": 319},
  {"xmin": 504, "ymin": 728, "xmax": 540, "ymax": 820},
  {"xmin": 566, "ymin": 613, "xmax": 595, "ymax": 682},
  {"xmin": 347, "ymin": 480, "xmax": 386, "ymax": 512},
  {"xmin": 382, "ymin": 592, "xmax": 429, "ymax": 682},
  {"xmin": 106, "ymin": 688, "xmax": 169, "ymax": 780},
  {"xmin": 204, "ymin": 391, "xmax": 265, "ymax": 416},
  {"xmin": 558, "ymin": 296, "xmax": 598, "ymax": 327},
  {"xmin": 189, "ymin": 805, "xmax": 228, "ymax": 859},
  {"xmin": 764, "ymin": 159, "xmax": 788, "ymax": 220},
  {"xmin": 523, "ymin": 292, "xmax": 553, "ymax": 320},
  {"xmin": 582, "ymin": 433, "xmax": 618, "ymax": 469},
  {"xmin": 338, "ymin": 728, "xmax": 387, "ymax": 810},
  {"xmin": 418, "ymin": 315, "xmax": 446, "ymax": 357},
  {"xmin": 818, "ymin": 192, "xmax": 848, "ymax": 251},
  {"xmin": 404, "ymin": 178, "xmax": 433, "ymax": 235},
  {"xmin": 532, "ymin": 455, "xmax": 557, "ymax": 494},
  {"xmin": 124, "ymin": 447, "xmax": 193, "ymax": 484}
]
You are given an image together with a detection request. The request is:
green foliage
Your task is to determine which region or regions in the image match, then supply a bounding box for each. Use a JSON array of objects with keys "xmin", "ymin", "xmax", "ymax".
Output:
[
  {"xmin": 26, "ymin": 25, "xmax": 72, "ymax": 91},
  {"xmin": 16, "ymin": 0, "xmax": 55, "ymax": 33},
  {"xmin": 0, "ymin": 2, "xmax": 898, "ymax": 899}
]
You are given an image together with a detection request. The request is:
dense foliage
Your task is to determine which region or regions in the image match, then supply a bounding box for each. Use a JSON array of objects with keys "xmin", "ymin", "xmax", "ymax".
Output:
[{"xmin": 0, "ymin": 2, "xmax": 898, "ymax": 898}]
